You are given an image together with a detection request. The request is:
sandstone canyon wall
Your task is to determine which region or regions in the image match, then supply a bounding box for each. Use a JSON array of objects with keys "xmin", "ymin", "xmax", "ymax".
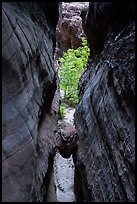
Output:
[
  {"xmin": 2, "ymin": 2, "xmax": 135, "ymax": 202},
  {"xmin": 2, "ymin": 2, "xmax": 59, "ymax": 202},
  {"xmin": 55, "ymin": 2, "xmax": 89, "ymax": 60},
  {"xmin": 74, "ymin": 2, "xmax": 135, "ymax": 202}
]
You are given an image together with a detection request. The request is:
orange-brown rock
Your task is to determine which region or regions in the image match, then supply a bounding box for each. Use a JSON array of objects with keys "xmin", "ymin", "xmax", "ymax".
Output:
[
  {"xmin": 55, "ymin": 122, "xmax": 77, "ymax": 158},
  {"xmin": 55, "ymin": 2, "xmax": 89, "ymax": 59}
]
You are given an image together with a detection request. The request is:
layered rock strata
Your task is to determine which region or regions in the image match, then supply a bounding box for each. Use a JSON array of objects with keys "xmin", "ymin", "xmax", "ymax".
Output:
[
  {"xmin": 74, "ymin": 2, "xmax": 135, "ymax": 202},
  {"xmin": 2, "ymin": 2, "xmax": 59, "ymax": 202}
]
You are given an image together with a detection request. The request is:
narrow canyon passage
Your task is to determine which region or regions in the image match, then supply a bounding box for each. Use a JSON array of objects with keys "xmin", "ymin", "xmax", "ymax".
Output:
[
  {"xmin": 54, "ymin": 107, "xmax": 76, "ymax": 202},
  {"xmin": 45, "ymin": 153, "xmax": 75, "ymax": 202},
  {"xmin": 46, "ymin": 106, "xmax": 76, "ymax": 202},
  {"xmin": 2, "ymin": 2, "xmax": 135, "ymax": 202},
  {"xmin": 54, "ymin": 151, "xmax": 75, "ymax": 202},
  {"xmin": 44, "ymin": 3, "xmax": 89, "ymax": 201}
]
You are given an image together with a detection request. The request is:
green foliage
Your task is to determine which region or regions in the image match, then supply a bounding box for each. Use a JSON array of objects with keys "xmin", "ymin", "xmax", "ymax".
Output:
[
  {"xmin": 59, "ymin": 102, "xmax": 65, "ymax": 119},
  {"xmin": 58, "ymin": 37, "xmax": 90, "ymax": 106}
]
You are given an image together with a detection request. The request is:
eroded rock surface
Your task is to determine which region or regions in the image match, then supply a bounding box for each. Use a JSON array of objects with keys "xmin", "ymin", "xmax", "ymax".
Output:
[
  {"xmin": 55, "ymin": 122, "xmax": 77, "ymax": 159},
  {"xmin": 53, "ymin": 106, "xmax": 76, "ymax": 202},
  {"xmin": 2, "ymin": 2, "xmax": 59, "ymax": 202},
  {"xmin": 74, "ymin": 2, "xmax": 135, "ymax": 202},
  {"xmin": 55, "ymin": 2, "xmax": 89, "ymax": 60}
]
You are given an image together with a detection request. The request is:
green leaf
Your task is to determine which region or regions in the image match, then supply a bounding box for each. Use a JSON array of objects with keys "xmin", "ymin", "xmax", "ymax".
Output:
[{"xmin": 58, "ymin": 37, "xmax": 90, "ymax": 106}]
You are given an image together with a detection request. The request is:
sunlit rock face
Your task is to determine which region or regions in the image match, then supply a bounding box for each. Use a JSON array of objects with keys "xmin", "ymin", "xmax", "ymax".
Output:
[
  {"xmin": 74, "ymin": 2, "xmax": 135, "ymax": 202},
  {"xmin": 55, "ymin": 2, "xmax": 89, "ymax": 60},
  {"xmin": 2, "ymin": 2, "xmax": 60, "ymax": 202}
]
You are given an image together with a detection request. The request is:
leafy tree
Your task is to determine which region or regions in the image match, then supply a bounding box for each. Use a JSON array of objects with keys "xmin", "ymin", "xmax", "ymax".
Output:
[{"xmin": 58, "ymin": 37, "xmax": 90, "ymax": 107}]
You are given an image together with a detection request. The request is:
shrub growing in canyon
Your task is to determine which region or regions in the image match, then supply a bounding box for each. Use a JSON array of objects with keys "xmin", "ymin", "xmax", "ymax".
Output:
[
  {"xmin": 59, "ymin": 102, "xmax": 66, "ymax": 119},
  {"xmin": 59, "ymin": 37, "xmax": 90, "ymax": 107}
]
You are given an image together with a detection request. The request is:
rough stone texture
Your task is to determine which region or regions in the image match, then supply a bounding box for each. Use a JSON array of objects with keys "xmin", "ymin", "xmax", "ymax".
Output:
[
  {"xmin": 2, "ymin": 2, "xmax": 60, "ymax": 202},
  {"xmin": 74, "ymin": 2, "xmax": 135, "ymax": 202},
  {"xmin": 53, "ymin": 105, "xmax": 76, "ymax": 202},
  {"xmin": 55, "ymin": 2, "xmax": 89, "ymax": 60},
  {"xmin": 84, "ymin": 2, "xmax": 135, "ymax": 58},
  {"xmin": 55, "ymin": 122, "xmax": 77, "ymax": 159}
]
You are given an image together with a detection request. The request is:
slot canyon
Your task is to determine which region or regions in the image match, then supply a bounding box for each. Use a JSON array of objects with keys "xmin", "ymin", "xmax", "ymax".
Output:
[{"xmin": 2, "ymin": 2, "xmax": 135, "ymax": 202}]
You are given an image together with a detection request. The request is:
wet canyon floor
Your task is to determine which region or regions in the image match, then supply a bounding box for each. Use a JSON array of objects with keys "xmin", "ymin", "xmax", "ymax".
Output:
[{"xmin": 46, "ymin": 107, "xmax": 76, "ymax": 202}]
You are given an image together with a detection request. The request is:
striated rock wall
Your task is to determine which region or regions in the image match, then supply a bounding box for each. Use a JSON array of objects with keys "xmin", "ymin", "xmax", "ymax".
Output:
[
  {"xmin": 84, "ymin": 2, "xmax": 135, "ymax": 57},
  {"xmin": 2, "ymin": 2, "xmax": 60, "ymax": 202},
  {"xmin": 74, "ymin": 2, "xmax": 135, "ymax": 202}
]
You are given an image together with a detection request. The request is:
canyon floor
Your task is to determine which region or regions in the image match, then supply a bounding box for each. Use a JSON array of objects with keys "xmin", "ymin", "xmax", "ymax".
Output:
[{"xmin": 46, "ymin": 106, "xmax": 76, "ymax": 202}]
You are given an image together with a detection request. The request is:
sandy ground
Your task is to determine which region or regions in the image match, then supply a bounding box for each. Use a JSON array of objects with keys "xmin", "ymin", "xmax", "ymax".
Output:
[
  {"xmin": 53, "ymin": 152, "xmax": 75, "ymax": 202},
  {"xmin": 46, "ymin": 106, "xmax": 76, "ymax": 202},
  {"xmin": 53, "ymin": 106, "xmax": 76, "ymax": 202}
]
